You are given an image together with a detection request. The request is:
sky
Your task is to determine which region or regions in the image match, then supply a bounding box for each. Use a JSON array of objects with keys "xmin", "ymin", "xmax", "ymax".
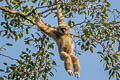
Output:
[{"xmin": 0, "ymin": 0, "xmax": 120, "ymax": 80}]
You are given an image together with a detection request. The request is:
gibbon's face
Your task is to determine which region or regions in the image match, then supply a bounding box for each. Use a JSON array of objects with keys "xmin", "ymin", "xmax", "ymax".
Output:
[{"xmin": 57, "ymin": 25, "xmax": 70, "ymax": 35}]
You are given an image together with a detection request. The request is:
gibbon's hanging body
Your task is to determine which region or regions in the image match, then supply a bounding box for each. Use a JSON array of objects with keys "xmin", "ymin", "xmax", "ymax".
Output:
[{"xmin": 33, "ymin": 0, "xmax": 80, "ymax": 78}]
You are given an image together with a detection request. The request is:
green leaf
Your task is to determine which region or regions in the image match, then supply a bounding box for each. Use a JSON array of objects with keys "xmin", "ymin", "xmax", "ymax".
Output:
[
  {"xmin": 118, "ymin": 41, "xmax": 120, "ymax": 51},
  {"xmin": 105, "ymin": 63, "xmax": 110, "ymax": 71},
  {"xmin": 81, "ymin": 44, "xmax": 85, "ymax": 50},
  {"xmin": 69, "ymin": 12, "xmax": 73, "ymax": 17},
  {"xmin": 41, "ymin": 0, "xmax": 47, "ymax": 5},
  {"xmin": 32, "ymin": 52, "xmax": 39, "ymax": 57},
  {"xmin": 32, "ymin": 0, "xmax": 37, "ymax": 3},
  {"xmin": 0, "ymin": 77, "xmax": 4, "ymax": 80},
  {"xmin": 20, "ymin": 78, "xmax": 23, "ymax": 80},
  {"xmin": 30, "ymin": 6, "xmax": 34, "ymax": 10},
  {"xmin": 6, "ymin": 43, "xmax": 13, "ymax": 46},
  {"xmin": 43, "ymin": 0, "xmax": 47, "ymax": 3},
  {"xmin": 49, "ymin": 72, "xmax": 54, "ymax": 77},
  {"xmin": 1, "ymin": 22, "xmax": 5, "ymax": 26},
  {"xmin": 116, "ymin": 72, "xmax": 120, "ymax": 80},
  {"xmin": 90, "ymin": 46, "xmax": 94, "ymax": 53},
  {"xmin": 112, "ymin": 71, "xmax": 115, "ymax": 77},
  {"xmin": 86, "ymin": 41, "xmax": 90, "ymax": 46},
  {"xmin": 109, "ymin": 69, "xmax": 112, "ymax": 75},
  {"xmin": 0, "ymin": 69, "xmax": 4, "ymax": 72},
  {"xmin": 102, "ymin": 7, "xmax": 106, "ymax": 13},
  {"xmin": 70, "ymin": 0, "xmax": 75, "ymax": 5},
  {"xmin": 6, "ymin": 67, "xmax": 10, "ymax": 73},
  {"xmin": 3, "ymin": 62, "xmax": 7, "ymax": 65},
  {"xmin": 52, "ymin": 61, "xmax": 56, "ymax": 65},
  {"xmin": 18, "ymin": 32, "xmax": 23, "ymax": 38},
  {"xmin": 48, "ymin": 43, "xmax": 54, "ymax": 49},
  {"xmin": 105, "ymin": 2, "xmax": 111, "ymax": 7},
  {"xmin": 17, "ymin": 60, "xmax": 23, "ymax": 64},
  {"xmin": 26, "ymin": 27, "xmax": 29, "ymax": 34},
  {"xmin": 14, "ymin": 5, "xmax": 19, "ymax": 9},
  {"xmin": 12, "ymin": 31, "xmax": 18, "ymax": 41},
  {"xmin": 68, "ymin": 20, "xmax": 72, "ymax": 26},
  {"xmin": 49, "ymin": 52, "xmax": 54, "ymax": 56},
  {"xmin": 100, "ymin": 54, "xmax": 105, "ymax": 59}
]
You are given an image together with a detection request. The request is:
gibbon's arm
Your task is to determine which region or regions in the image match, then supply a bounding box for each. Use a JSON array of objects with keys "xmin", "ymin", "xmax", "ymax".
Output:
[
  {"xmin": 56, "ymin": 0, "xmax": 66, "ymax": 25},
  {"xmin": 33, "ymin": 13, "xmax": 56, "ymax": 38}
]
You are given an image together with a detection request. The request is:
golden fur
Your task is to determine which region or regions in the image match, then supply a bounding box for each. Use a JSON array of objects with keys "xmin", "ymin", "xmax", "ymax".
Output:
[{"xmin": 33, "ymin": 0, "xmax": 80, "ymax": 78}]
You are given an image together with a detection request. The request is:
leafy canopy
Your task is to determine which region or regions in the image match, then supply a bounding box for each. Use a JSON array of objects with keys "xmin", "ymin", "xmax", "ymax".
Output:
[{"xmin": 0, "ymin": 0, "xmax": 120, "ymax": 80}]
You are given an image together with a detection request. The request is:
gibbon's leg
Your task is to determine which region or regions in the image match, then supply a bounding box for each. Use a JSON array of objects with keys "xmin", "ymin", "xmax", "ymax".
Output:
[
  {"xmin": 70, "ymin": 55, "xmax": 80, "ymax": 78},
  {"xmin": 60, "ymin": 51, "xmax": 73, "ymax": 75}
]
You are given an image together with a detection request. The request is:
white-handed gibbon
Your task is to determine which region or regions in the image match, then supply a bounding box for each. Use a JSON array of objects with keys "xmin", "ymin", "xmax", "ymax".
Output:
[{"xmin": 33, "ymin": 0, "xmax": 80, "ymax": 78}]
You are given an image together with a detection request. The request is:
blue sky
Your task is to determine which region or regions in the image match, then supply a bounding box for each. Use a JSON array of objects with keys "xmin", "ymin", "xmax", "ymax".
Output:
[{"xmin": 0, "ymin": 0, "xmax": 120, "ymax": 80}]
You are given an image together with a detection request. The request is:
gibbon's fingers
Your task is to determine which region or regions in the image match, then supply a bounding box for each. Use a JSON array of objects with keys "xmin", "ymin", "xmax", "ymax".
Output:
[
  {"xmin": 74, "ymin": 72, "xmax": 80, "ymax": 78},
  {"xmin": 67, "ymin": 70, "xmax": 73, "ymax": 76}
]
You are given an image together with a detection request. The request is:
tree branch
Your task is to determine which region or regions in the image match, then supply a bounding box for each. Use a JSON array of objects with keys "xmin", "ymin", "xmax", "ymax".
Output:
[
  {"xmin": 71, "ymin": 20, "xmax": 86, "ymax": 27},
  {"xmin": 0, "ymin": 6, "xmax": 36, "ymax": 25},
  {"xmin": 72, "ymin": 34, "xmax": 110, "ymax": 54},
  {"xmin": 38, "ymin": 7, "xmax": 56, "ymax": 16},
  {"xmin": 26, "ymin": 4, "xmax": 56, "ymax": 16},
  {"xmin": 0, "ymin": 53, "xmax": 17, "ymax": 61}
]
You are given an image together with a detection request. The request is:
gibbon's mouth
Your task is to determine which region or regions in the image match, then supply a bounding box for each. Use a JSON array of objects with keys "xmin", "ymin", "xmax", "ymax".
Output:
[{"xmin": 61, "ymin": 28, "xmax": 66, "ymax": 32}]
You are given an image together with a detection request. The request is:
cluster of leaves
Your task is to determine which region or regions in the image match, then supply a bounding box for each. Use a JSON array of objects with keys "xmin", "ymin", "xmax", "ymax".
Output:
[
  {"xmin": 0, "ymin": 0, "xmax": 120, "ymax": 80},
  {"xmin": 1, "ymin": 49, "xmax": 56, "ymax": 80},
  {"xmin": 65, "ymin": 0, "xmax": 120, "ymax": 80},
  {"xmin": 0, "ymin": 32, "xmax": 56, "ymax": 80},
  {"xmin": 0, "ymin": 0, "xmax": 57, "ymax": 80},
  {"xmin": 70, "ymin": 1, "xmax": 120, "ymax": 80}
]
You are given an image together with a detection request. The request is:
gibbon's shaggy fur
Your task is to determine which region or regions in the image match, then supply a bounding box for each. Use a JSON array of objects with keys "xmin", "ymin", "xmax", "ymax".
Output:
[{"xmin": 33, "ymin": 0, "xmax": 80, "ymax": 78}]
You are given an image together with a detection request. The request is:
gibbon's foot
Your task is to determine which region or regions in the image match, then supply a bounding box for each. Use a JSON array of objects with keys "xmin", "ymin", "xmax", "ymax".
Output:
[
  {"xmin": 67, "ymin": 70, "xmax": 73, "ymax": 76},
  {"xmin": 74, "ymin": 72, "xmax": 80, "ymax": 78}
]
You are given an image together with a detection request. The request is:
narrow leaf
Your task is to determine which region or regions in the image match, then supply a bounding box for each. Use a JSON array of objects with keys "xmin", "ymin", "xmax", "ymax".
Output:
[{"xmin": 6, "ymin": 43, "xmax": 13, "ymax": 46}]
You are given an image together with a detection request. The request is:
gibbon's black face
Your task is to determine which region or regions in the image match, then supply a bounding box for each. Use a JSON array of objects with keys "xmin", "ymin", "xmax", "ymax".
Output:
[
  {"xmin": 57, "ymin": 25, "xmax": 70, "ymax": 35},
  {"xmin": 61, "ymin": 28, "xmax": 66, "ymax": 33}
]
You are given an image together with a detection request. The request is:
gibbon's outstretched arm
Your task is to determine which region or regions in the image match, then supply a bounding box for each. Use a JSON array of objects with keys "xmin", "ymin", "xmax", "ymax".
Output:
[
  {"xmin": 33, "ymin": 12, "xmax": 56, "ymax": 38},
  {"xmin": 56, "ymin": 0, "xmax": 66, "ymax": 25}
]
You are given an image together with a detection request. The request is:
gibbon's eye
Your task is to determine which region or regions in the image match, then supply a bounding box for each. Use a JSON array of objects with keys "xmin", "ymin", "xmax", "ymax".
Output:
[{"xmin": 61, "ymin": 28, "xmax": 66, "ymax": 32}]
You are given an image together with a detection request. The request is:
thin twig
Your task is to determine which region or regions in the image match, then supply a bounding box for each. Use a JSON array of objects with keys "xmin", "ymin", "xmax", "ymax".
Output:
[
  {"xmin": 71, "ymin": 34, "xmax": 110, "ymax": 55},
  {"xmin": 26, "ymin": 5, "xmax": 56, "ymax": 16},
  {"xmin": 71, "ymin": 20, "xmax": 86, "ymax": 27},
  {"xmin": 0, "ymin": 6, "xmax": 36, "ymax": 25},
  {"xmin": 38, "ymin": 7, "xmax": 56, "ymax": 15},
  {"xmin": 0, "ymin": 53, "xmax": 17, "ymax": 61},
  {"xmin": 40, "ymin": 12, "xmax": 53, "ymax": 18}
]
